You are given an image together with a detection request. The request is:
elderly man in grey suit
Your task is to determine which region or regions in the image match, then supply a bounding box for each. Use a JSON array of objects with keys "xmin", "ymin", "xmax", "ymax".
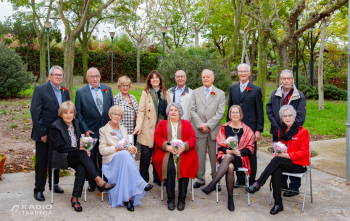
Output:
[{"xmin": 191, "ymin": 69, "xmax": 225, "ymax": 190}]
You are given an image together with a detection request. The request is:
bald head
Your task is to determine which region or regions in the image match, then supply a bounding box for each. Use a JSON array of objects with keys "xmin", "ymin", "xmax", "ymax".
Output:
[{"xmin": 175, "ymin": 70, "xmax": 187, "ymax": 89}]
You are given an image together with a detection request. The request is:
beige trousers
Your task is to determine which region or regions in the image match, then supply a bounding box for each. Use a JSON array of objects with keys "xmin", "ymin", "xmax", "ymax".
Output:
[{"xmin": 195, "ymin": 136, "xmax": 217, "ymax": 184}]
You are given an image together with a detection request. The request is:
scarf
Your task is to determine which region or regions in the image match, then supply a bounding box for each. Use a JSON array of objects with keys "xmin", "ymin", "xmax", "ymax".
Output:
[
  {"xmin": 149, "ymin": 88, "xmax": 168, "ymax": 129},
  {"xmin": 278, "ymin": 121, "xmax": 300, "ymax": 142}
]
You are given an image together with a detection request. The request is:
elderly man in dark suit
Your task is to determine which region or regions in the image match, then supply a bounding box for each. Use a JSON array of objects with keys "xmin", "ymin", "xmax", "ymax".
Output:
[
  {"xmin": 227, "ymin": 63, "xmax": 264, "ymax": 186},
  {"xmin": 75, "ymin": 67, "xmax": 114, "ymax": 192},
  {"xmin": 30, "ymin": 65, "xmax": 70, "ymax": 201}
]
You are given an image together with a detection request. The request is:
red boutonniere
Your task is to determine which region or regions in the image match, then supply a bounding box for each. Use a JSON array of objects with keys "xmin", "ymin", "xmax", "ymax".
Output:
[
  {"xmin": 288, "ymin": 95, "xmax": 291, "ymax": 100},
  {"xmin": 211, "ymin": 92, "xmax": 216, "ymax": 97},
  {"xmin": 103, "ymin": 89, "xmax": 108, "ymax": 94},
  {"xmin": 246, "ymin": 87, "xmax": 251, "ymax": 92},
  {"xmin": 61, "ymin": 87, "xmax": 67, "ymax": 92}
]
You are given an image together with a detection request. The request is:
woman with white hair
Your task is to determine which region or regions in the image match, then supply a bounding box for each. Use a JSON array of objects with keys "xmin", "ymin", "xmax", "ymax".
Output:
[
  {"xmin": 153, "ymin": 102, "xmax": 198, "ymax": 211},
  {"xmin": 246, "ymin": 105, "xmax": 310, "ymax": 215}
]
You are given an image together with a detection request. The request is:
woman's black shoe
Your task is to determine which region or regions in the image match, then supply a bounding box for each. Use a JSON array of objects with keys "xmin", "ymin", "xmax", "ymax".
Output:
[
  {"xmin": 201, "ymin": 185, "xmax": 215, "ymax": 195},
  {"xmin": 228, "ymin": 197, "xmax": 235, "ymax": 211},
  {"xmin": 126, "ymin": 200, "xmax": 134, "ymax": 212},
  {"xmin": 246, "ymin": 184, "xmax": 260, "ymax": 193},
  {"xmin": 144, "ymin": 184, "xmax": 153, "ymax": 191},
  {"xmin": 71, "ymin": 197, "xmax": 82, "ymax": 212},
  {"xmin": 97, "ymin": 182, "xmax": 116, "ymax": 192},
  {"xmin": 270, "ymin": 205, "xmax": 284, "ymax": 215}
]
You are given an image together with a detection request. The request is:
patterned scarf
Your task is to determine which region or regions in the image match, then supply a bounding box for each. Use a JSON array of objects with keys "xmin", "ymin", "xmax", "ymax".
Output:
[{"xmin": 149, "ymin": 88, "xmax": 168, "ymax": 129}]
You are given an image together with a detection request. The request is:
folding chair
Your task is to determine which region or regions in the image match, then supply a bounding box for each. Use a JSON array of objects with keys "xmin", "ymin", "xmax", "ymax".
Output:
[
  {"xmin": 215, "ymin": 142, "xmax": 250, "ymax": 205},
  {"xmin": 269, "ymin": 143, "xmax": 313, "ymax": 212},
  {"xmin": 51, "ymin": 168, "xmax": 87, "ymax": 204},
  {"xmin": 161, "ymin": 179, "xmax": 195, "ymax": 202}
]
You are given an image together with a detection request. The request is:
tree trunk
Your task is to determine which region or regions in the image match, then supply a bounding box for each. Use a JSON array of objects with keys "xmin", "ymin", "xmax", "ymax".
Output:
[
  {"xmin": 194, "ymin": 30, "xmax": 199, "ymax": 47},
  {"xmin": 63, "ymin": 38, "xmax": 76, "ymax": 96},
  {"xmin": 318, "ymin": 19, "xmax": 327, "ymax": 111},
  {"xmin": 256, "ymin": 31, "xmax": 268, "ymax": 104},
  {"xmin": 249, "ymin": 32, "xmax": 257, "ymax": 82},
  {"xmin": 136, "ymin": 42, "xmax": 141, "ymax": 83},
  {"xmin": 81, "ymin": 34, "xmax": 89, "ymax": 84},
  {"xmin": 229, "ymin": 0, "xmax": 241, "ymax": 66},
  {"xmin": 39, "ymin": 40, "xmax": 46, "ymax": 84}
]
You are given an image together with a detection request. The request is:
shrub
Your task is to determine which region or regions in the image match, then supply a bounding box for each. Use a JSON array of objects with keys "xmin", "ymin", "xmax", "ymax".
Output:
[
  {"xmin": 0, "ymin": 43, "xmax": 34, "ymax": 98},
  {"xmin": 158, "ymin": 47, "xmax": 231, "ymax": 94}
]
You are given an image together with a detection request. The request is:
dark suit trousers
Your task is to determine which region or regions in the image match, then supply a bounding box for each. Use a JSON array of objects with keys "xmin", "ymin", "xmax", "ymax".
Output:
[
  {"xmin": 236, "ymin": 142, "xmax": 257, "ymax": 185},
  {"xmin": 140, "ymin": 144, "xmax": 159, "ymax": 183},
  {"xmin": 88, "ymin": 140, "xmax": 104, "ymax": 186},
  {"xmin": 68, "ymin": 150, "xmax": 99, "ymax": 197},
  {"xmin": 256, "ymin": 157, "xmax": 306, "ymax": 206},
  {"xmin": 165, "ymin": 154, "xmax": 189, "ymax": 204},
  {"xmin": 34, "ymin": 141, "xmax": 59, "ymax": 193}
]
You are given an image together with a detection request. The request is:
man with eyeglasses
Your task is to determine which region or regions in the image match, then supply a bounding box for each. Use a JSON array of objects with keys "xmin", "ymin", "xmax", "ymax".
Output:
[
  {"xmin": 30, "ymin": 65, "xmax": 70, "ymax": 201},
  {"xmin": 168, "ymin": 70, "xmax": 193, "ymax": 121},
  {"xmin": 75, "ymin": 67, "xmax": 114, "ymax": 192},
  {"xmin": 266, "ymin": 69, "xmax": 306, "ymax": 197},
  {"xmin": 227, "ymin": 63, "xmax": 264, "ymax": 187}
]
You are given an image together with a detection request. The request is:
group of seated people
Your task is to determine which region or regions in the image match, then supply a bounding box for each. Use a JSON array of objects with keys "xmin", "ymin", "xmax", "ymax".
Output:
[{"xmin": 51, "ymin": 101, "xmax": 309, "ymax": 215}]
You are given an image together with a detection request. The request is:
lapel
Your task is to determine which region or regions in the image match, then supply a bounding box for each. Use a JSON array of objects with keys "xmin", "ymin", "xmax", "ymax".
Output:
[
  {"xmin": 199, "ymin": 86, "xmax": 206, "ymax": 106},
  {"xmin": 234, "ymin": 83, "xmax": 240, "ymax": 101},
  {"xmin": 240, "ymin": 82, "xmax": 252, "ymax": 101},
  {"xmin": 83, "ymin": 84, "xmax": 100, "ymax": 115},
  {"xmin": 206, "ymin": 86, "xmax": 216, "ymax": 107},
  {"xmin": 101, "ymin": 84, "xmax": 108, "ymax": 114},
  {"xmin": 59, "ymin": 118, "xmax": 70, "ymax": 145},
  {"xmin": 46, "ymin": 81, "xmax": 59, "ymax": 108}
]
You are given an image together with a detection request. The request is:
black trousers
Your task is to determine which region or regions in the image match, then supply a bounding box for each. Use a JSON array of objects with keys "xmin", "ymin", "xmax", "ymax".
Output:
[
  {"xmin": 139, "ymin": 144, "xmax": 159, "ymax": 183},
  {"xmin": 236, "ymin": 141, "xmax": 257, "ymax": 184},
  {"xmin": 68, "ymin": 150, "xmax": 99, "ymax": 197},
  {"xmin": 256, "ymin": 157, "xmax": 306, "ymax": 206},
  {"xmin": 88, "ymin": 140, "xmax": 104, "ymax": 186},
  {"xmin": 34, "ymin": 141, "xmax": 59, "ymax": 193},
  {"xmin": 165, "ymin": 154, "xmax": 189, "ymax": 204}
]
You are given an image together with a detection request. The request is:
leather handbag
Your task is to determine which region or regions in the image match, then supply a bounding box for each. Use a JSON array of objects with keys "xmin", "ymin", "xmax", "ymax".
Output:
[{"xmin": 52, "ymin": 150, "xmax": 68, "ymax": 169}]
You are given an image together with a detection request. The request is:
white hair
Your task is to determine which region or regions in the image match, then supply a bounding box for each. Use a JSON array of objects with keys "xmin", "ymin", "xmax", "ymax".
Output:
[
  {"xmin": 279, "ymin": 105, "xmax": 296, "ymax": 119},
  {"xmin": 237, "ymin": 63, "xmax": 250, "ymax": 72},
  {"xmin": 201, "ymin": 69, "xmax": 214, "ymax": 77},
  {"xmin": 175, "ymin": 70, "xmax": 186, "ymax": 77},
  {"xmin": 280, "ymin": 70, "xmax": 293, "ymax": 79},
  {"xmin": 86, "ymin": 67, "xmax": 101, "ymax": 77},
  {"xmin": 49, "ymin": 65, "xmax": 64, "ymax": 75}
]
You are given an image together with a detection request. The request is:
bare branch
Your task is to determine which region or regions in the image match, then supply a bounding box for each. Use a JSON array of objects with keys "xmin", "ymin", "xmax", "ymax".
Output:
[{"xmin": 239, "ymin": 0, "xmax": 259, "ymax": 21}]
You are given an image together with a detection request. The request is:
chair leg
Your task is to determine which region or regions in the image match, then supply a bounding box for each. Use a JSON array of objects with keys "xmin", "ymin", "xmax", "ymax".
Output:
[
  {"xmin": 51, "ymin": 168, "xmax": 54, "ymax": 204},
  {"xmin": 309, "ymin": 167, "xmax": 313, "ymax": 203},
  {"xmin": 302, "ymin": 173, "xmax": 308, "ymax": 213},
  {"xmin": 216, "ymin": 183, "xmax": 219, "ymax": 203},
  {"xmin": 191, "ymin": 179, "xmax": 194, "ymax": 202},
  {"xmin": 101, "ymin": 173, "xmax": 104, "ymax": 202},
  {"xmin": 246, "ymin": 172, "xmax": 250, "ymax": 206},
  {"xmin": 161, "ymin": 181, "xmax": 164, "ymax": 201},
  {"xmin": 269, "ymin": 188, "xmax": 273, "ymax": 206},
  {"xmin": 84, "ymin": 180, "xmax": 86, "ymax": 202}
]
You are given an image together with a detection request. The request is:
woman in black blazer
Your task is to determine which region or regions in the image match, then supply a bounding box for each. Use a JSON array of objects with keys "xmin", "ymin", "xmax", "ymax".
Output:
[{"xmin": 48, "ymin": 101, "xmax": 115, "ymax": 212}]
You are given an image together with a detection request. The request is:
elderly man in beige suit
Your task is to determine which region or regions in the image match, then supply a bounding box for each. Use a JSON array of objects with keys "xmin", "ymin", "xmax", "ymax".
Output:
[{"xmin": 191, "ymin": 69, "xmax": 225, "ymax": 190}]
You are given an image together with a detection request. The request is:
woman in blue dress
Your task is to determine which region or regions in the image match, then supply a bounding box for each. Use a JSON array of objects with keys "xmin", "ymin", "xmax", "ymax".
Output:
[{"xmin": 99, "ymin": 105, "xmax": 153, "ymax": 211}]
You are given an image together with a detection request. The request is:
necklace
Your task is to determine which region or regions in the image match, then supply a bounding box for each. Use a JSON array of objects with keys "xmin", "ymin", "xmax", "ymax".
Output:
[{"xmin": 232, "ymin": 127, "xmax": 240, "ymax": 134}]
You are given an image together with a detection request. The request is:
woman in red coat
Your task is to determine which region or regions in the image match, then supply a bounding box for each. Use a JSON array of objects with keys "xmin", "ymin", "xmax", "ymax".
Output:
[
  {"xmin": 246, "ymin": 105, "xmax": 310, "ymax": 215},
  {"xmin": 154, "ymin": 102, "xmax": 198, "ymax": 211}
]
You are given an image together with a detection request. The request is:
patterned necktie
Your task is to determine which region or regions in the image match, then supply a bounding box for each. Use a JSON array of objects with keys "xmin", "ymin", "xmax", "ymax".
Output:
[
  {"xmin": 240, "ymin": 84, "xmax": 245, "ymax": 93},
  {"xmin": 205, "ymin": 88, "xmax": 210, "ymax": 103},
  {"xmin": 94, "ymin": 88, "xmax": 103, "ymax": 115}
]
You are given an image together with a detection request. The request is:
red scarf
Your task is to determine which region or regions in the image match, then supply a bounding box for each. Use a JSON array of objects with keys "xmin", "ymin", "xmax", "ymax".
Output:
[{"xmin": 216, "ymin": 121, "xmax": 255, "ymax": 175}]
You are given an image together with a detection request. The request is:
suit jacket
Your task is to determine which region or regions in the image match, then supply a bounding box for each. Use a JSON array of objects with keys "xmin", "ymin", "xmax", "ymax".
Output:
[
  {"xmin": 75, "ymin": 84, "xmax": 114, "ymax": 138},
  {"xmin": 169, "ymin": 85, "xmax": 193, "ymax": 121},
  {"xmin": 135, "ymin": 90, "xmax": 171, "ymax": 147},
  {"xmin": 30, "ymin": 81, "xmax": 70, "ymax": 142},
  {"xmin": 227, "ymin": 82, "xmax": 264, "ymax": 133},
  {"xmin": 190, "ymin": 85, "xmax": 225, "ymax": 140},
  {"xmin": 48, "ymin": 118, "xmax": 82, "ymax": 167},
  {"xmin": 99, "ymin": 122, "xmax": 129, "ymax": 165}
]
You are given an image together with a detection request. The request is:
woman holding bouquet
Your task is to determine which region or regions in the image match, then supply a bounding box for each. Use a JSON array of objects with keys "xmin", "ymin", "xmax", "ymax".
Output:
[
  {"xmin": 99, "ymin": 105, "xmax": 153, "ymax": 212},
  {"xmin": 201, "ymin": 105, "xmax": 255, "ymax": 211},
  {"xmin": 153, "ymin": 102, "xmax": 198, "ymax": 211},
  {"xmin": 246, "ymin": 105, "xmax": 310, "ymax": 215},
  {"xmin": 49, "ymin": 101, "xmax": 116, "ymax": 212}
]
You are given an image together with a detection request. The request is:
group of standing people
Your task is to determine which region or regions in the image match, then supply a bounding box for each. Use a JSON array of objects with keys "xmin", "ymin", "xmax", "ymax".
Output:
[{"xmin": 30, "ymin": 62, "xmax": 309, "ymax": 215}]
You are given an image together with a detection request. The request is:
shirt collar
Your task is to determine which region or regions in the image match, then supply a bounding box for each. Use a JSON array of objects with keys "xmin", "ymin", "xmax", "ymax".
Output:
[
  {"xmin": 175, "ymin": 85, "xmax": 186, "ymax": 91},
  {"xmin": 281, "ymin": 85, "xmax": 293, "ymax": 96},
  {"xmin": 204, "ymin": 85, "xmax": 214, "ymax": 91},
  {"xmin": 240, "ymin": 80, "xmax": 249, "ymax": 88},
  {"xmin": 49, "ymin": 80, "xmax": 61, "ymax": 91},
  {"xmin": 89, "ymin": 84, "xmax": 101, "ymax": 90}
]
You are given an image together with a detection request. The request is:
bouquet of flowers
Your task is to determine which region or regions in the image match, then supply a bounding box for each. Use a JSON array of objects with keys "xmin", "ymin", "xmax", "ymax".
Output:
[
  {"xmin": 273, "ymin": 141, "xmax": 288, "ymax": 153},
  {"xmin": 223, "ymin": 135, "xmax": 238, "ymax": 150},
  {"xmin": 82, "ymin": 137, "xmax": 98, "ymax": 151},
  {"xmin": 116, "ymin": 139, "xmax": 130, "ymax": 150},
  {"xmin": 171, "ymin": 139, "xmax": 185, "ymax": 163}
]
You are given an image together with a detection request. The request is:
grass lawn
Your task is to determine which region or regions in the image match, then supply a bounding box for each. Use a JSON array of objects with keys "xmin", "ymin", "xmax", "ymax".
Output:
[{"xmin": 7, "ymin": 79, "xmax": 346, "ymax": 139}]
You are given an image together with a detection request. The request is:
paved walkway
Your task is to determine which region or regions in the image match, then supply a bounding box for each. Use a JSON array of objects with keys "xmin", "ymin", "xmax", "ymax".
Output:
[{"xmin": 1, "ymin": 148, "xmax": 349, "ymax": 221}]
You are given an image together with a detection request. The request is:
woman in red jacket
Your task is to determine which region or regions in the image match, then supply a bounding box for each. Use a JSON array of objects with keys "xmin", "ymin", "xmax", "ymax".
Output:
[
  {"xmin": 154, "ymin": 102, "xmax": 198, "ymax": 211},
  {"xmin": 246, "ymin": 105, "xmax": 310, "ymax": 215}
]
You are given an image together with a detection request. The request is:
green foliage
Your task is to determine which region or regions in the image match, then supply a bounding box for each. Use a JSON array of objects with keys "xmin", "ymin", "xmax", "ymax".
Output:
[
  {"xmin": 10, "ymin": 124, "xmax": 17, "ymax": 128},
  {"xmin": 0, "ymin": 43, "xmax": 34, "ymax": 98},
  {"xmin": 31, "ymin": 153, "xmax": 71, "ymax": 176},
  {"xmin": 0, "ymin": 153, "xmax": 5, "ymax": 162},
  {"xmin": 102, "ymin": 34, "xmax": 135, "ymax": 53},
  {"xmin": 158, "ymin": 48, "xmax": 231, "ymax": 94}
]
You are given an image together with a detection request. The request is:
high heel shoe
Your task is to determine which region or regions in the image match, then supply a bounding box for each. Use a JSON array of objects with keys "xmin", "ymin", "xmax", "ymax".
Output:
[
  {"xmin": 246, "ymin": 184, "xmax": 260, "ymax": 193},
  {"xmin": 228, "ymin": 197, "xmax": 235, "ymax": 211},
  {"xmin": 126, "ymin": 200, "xmax": 134, "ymax": 212},
  {"xmin": 96, "ymin": 182, "xmax": 116, "ymax": 192},
  {"xmin": 71, "ymin": 197, "xmax": 82, "ymax": 212},
  {"xmin": 201, "ymin": 184, "xmax": 215, "ymax": 195}
]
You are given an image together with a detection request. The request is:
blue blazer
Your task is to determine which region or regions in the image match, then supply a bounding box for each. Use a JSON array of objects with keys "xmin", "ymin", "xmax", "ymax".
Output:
[{"xmin": 75, "ymin": 84, "xmax": 114, "ymax": 138}]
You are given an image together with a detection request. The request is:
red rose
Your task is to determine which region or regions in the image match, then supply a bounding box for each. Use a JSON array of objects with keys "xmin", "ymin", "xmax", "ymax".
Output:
[
  {"xmin": 61, "ymin": 87, "xmax": 67, "ymax": 92},
  {"xmin": 211, "ymin": 92, "xmax": 216, "ymax": 97},
  {"xmin": 288, "ymin": 95, "xmax": 291, "ymax": 100},
  {"xmin": 103, "ymin": 89, "xmax": 108, "ymax": 94},
  {"xmin": 246, "ymin": 87, "xmax": 251, "ymax": 92}
]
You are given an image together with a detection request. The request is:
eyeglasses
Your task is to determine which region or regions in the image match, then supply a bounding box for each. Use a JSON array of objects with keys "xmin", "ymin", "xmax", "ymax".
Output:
[
  {"xmin": 238, "ymin": 71, "xmax": 249, "ymax": 73},
  {"xmin": 175, "ymin": 76, "xmax": 186, "ymax": 79},
  {"xmin": 231, "ymin": 111, "xmax": 240, "ymax": 115},
  {"xmin": 87, "ymin": 75, "xmax": 100, "ymax": 79},
  {"xmin": 111, "ymin": 113, "xmax": 121, "ymax": 117},
  {"xmin": 51, "ymin": 74, "xmax": 64, "ymax": 78},
  {"xmin": 282, "ymin": 114, "xmax": 294, "ymax": 119},
  {"xmin": 120, "ymin": 85, "xmax": 130, "ymax": 88},
  {"xmin": 281, "ymin": 77, "xmax": 293, "ymax": 81}
]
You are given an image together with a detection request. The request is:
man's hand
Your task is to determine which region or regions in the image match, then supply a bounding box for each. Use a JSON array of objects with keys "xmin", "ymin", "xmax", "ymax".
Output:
[
  {"xmin": 41, "ymin": 135, "xmax": 47, "ymax": 143},
  {"xmin": 132, "ymin": 128, "xmax": 141, "ymax": 135},
  {"xmin": 254, "ymin": 131, "xmax": 261, "ymax": 142},
  {"xmin": 199, "ymin": 124, "xmax": 210, "ymax": 133},
  {"xmin": 85, "ymin": 130, "xmax": 94, "ymax": 137}
]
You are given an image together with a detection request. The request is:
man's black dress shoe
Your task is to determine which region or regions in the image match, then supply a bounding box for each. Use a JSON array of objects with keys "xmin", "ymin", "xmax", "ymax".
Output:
[
  {"xmin": 283, "ymin": 190, "xmax": 299, "ymax": 197},
  {"xmin": 233, "ymin": 181, "xmax": 245, "ymax": 188},
  {"xmin": 228, "ymin": 197, "xmax": 235, "ymax": 211},
  {"xmin": 88, "ymin": 185, "xmax": 96, "ymax": 192},
  {"xmin": 177, "ymin": 202, "xmax": 185, "ymax": 211},
  {"xmin": 246, "ymin": 184, "xmax": 260, "ymax": 193},
  {"xmin": 217, "ymin": 184, "xmax": 221, "ymax": 192},
  {"xmin": 97, "ymin": 182, "xmax": 116, "ymax": 192},
  {"xmin": 144, "ymin": 184, "xmax": 153, "ymax": 191},
  {"xmin": 270, "ymin": 205, "xmax": 284, "ymax": 215},
  {"xmin": 193, "ymin": 182, "xmax": 205, "ymax": 188},
  {"xmin": 168, "ymin": 202, "xmax": 175, "ymax": 211},
  {"xmin": 50, "ymin": 185, "xmax": 64, "ymax": 193},
  {"xmin": 71, "ymin": 197, "xmax": 83, "ymax": 212},
  {"xmin": 33, "ymin": 192, "xmax": 45, "ymax": 201},
  {"xmin": 124, "ymin": 200, "xmax": 134, "ymax": 212}
]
